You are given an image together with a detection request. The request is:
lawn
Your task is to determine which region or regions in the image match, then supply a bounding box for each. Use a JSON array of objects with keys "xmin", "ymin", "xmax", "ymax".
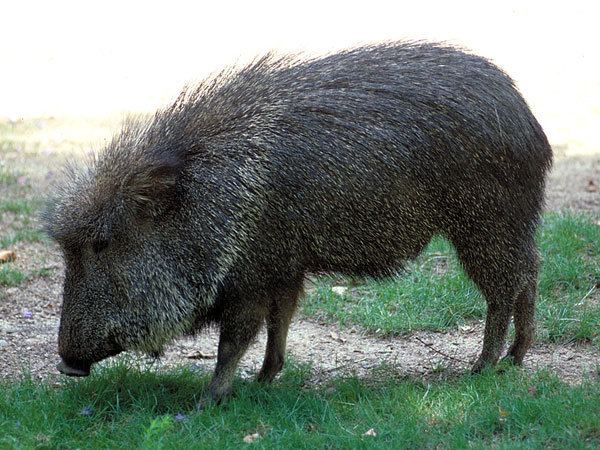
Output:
[{"xmin": 1, "ymin": 363, "xmax": 599, "ymax": 449}]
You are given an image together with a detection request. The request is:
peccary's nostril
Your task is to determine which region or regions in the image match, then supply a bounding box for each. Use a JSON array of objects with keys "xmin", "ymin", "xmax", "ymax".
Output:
[{"xmin": 57, "ymin": 359, "xmax": 91, "ymax": 377}]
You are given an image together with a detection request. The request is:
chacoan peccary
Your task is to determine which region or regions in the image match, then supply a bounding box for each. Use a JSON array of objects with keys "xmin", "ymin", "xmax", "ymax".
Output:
[{"xmin": 45, "ymin": 42, "xmax": 552, "ymax": 404}]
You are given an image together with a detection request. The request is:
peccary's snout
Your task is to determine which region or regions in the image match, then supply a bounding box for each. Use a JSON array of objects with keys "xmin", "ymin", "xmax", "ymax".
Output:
[
  {"xmin": 57, "ymin": 358, "xmax": 92, "ymax": 377},
  {"xmin": 57, "ymin": 321, "xmax": 123, "ymax": 378}
]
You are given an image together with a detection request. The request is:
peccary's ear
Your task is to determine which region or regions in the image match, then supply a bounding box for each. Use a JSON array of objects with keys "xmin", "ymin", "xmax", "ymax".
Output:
[{"xmin": 123, "ymin": 155, "xmax": 183, "ymax": 217}]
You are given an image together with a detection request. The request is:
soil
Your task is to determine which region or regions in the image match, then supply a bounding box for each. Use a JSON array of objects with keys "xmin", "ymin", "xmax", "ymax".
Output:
[
  {"xmin": 1, "ymin": 152, "xmax": 599, "ymax": 384},
  {"xmin": 545, "ymin": 154, "xmax": 600, "ymax": 213}
]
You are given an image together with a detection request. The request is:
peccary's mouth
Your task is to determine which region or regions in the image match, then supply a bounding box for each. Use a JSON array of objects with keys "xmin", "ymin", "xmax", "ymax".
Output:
[{"xmin": 57, "ymin": 359, "xmax": 92, "ymax": 377}]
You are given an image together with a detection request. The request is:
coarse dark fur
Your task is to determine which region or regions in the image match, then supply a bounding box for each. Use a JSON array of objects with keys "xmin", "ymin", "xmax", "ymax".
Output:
[{"xmin": 44, "ymin": 41, "xmax": 552, "ymax": 403}]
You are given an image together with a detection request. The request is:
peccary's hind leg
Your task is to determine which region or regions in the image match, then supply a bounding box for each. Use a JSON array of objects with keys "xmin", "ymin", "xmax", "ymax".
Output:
[
  {"xmin": 452, "ymin": 233, "xmax": 526, "ymax": 373},
  {"xmin": 503, "ymin": 249, "xmax": 539, "ymax": 365},
  {"xmin": 471, "ymin": 296, "xmax": 513, "ymax": 372},
  {"xmin": 257, "ymin": 280, "xmax": 303, "ymax": 383},
  {"xmin": 203, "ymin": 302, "xmax": 265, "ymax": 405}
]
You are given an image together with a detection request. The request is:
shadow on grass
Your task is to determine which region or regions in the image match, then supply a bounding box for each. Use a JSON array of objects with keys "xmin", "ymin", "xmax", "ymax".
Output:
[{"xmin": 2, "ymin": 359, "xmax": 599, "ymax": 448}]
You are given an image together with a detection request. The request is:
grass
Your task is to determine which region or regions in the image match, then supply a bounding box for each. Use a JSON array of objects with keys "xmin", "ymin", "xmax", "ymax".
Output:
[
  {"xmin": 0, "ymin": 199, "xmax": 39, "ymax": 217},
  {"xmin": 0, "ymin": 165, "xmax": 46, "ymax": 250},
  {"xmin": 0, "ymin": 195, "xmax": 48, "ymax": 287},
  {"xmin": 0, "ymin": 362, "xmax": 598, "ymax": 449},
  {"xmin": 0, "ymin": 166, "xmax": 18, "ymax": 185},
  {"xmin": 303, "ymin": 212, "xmax": 600, "ymax": 345},
  {"xmin": 0, "ymin": 228, "xmax": 46, "ymax": 248},
  {"xmin": 0, "ymin": 265, "xmax": 26, "ymax": 287},
  {"xmin": 0, "ymin": 260, "xmax": 53, "ymax": 288},
  {"xmin": 0, "ymin": 165, "xmax": 50, "ymax": 288}
]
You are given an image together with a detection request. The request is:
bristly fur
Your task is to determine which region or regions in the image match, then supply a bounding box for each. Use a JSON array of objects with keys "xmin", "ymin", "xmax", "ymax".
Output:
[{"xmin": 45, "ymin": 41, "xmax": 552, "ymax": 400}]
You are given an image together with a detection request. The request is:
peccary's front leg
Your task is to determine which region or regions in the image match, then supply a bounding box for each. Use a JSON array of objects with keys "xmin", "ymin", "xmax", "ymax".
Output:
[{"xmin": 202, "ymin": 306, "xmax": 265, "ymax": 406}]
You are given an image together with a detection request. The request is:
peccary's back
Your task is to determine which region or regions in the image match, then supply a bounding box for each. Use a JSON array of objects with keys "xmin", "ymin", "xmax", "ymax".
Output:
[
  {"xmin": 177, "ymin": 43, "xmax": 552, "ymax": 277},
  {"xmin": 214, "ymin": 44, "xmax": 551, "ymax": 275}
]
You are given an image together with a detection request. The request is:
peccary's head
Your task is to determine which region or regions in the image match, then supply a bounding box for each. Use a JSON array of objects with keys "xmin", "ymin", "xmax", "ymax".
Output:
[
  {"xmin": 44, "ymin": 119, "xmax": 211, "ymax": 376},
  {"xmin": 45, "ymin": 60, "xmax": 278, "ymax": 376}
]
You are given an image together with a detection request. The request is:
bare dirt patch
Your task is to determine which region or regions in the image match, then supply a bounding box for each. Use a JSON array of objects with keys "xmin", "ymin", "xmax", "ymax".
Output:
[{"xmin": 546, "ymin": 154, "xmax": 600, "ymax": 213}]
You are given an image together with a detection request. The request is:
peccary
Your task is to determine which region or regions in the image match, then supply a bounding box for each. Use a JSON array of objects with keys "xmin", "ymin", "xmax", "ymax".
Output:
[{"xmin": 45, "ymin": 42, "xmax": 552, "ymax": 403}]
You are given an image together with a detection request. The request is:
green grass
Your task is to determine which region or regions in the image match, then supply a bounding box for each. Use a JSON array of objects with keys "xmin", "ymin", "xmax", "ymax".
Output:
[
  {"xmin": 0, "ymin": 258, "xmax": 54, "ymax": 288},
  {"xmin": 0, "ymin": 265, "xmax": 26, "ymax": 287},
  {"xmin": 0, "ymin": 363, "xmax": 598, "ymax": 449},
  {"xmin": 0, "ymin": 169, "xmax": 47, "ymax": 248},
  {"xmin": 303, "ymin": 213, "xmax": 600, "ymax": 344},
  {"xmin": 0, "ymin": 228, "xmax": 46, "ymax": 248},
  {"xmin": 0, "ymin": 166, "xmax": 19, "ymax": 185},
  {"xmin": 0, "ymin": 198, "xmax": 40, "ymax": 218},
  {"xmin": 537, "ymin": 214, "xmax": 600, "ymax": 343},
  {"xmin": 0, "ymin": 167, "xmax": 49, "ymax": 287}
]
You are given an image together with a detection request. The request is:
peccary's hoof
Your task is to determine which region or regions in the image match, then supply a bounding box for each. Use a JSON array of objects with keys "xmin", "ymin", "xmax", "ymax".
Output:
[
  {"xmin": 256, "ymin": 368, "xmax": 281, "ymax": 384},
  {"xmin": 499, "ymin": 354, "xmax": 524, "ymax": 368},
  {"xmin": 196, "ymin": 400, "xmax": 208, "ymax": 411},
  {"xmin": 196, "ymin": 389, "xmax": 230, "ymax": 410},
  {"xmin": 57, "ymin": 360, "xmax": 91, "ymax": 377},
  {"xmin": 470, "ymin": 359, "xmax": 493, "ymax": 374},
  {"xmin": 196, "ymin": 397, "xmax": 220, "ymax": 411},
  {"xmin": 255, "ymin": 372, "xmax": 276, "ymax": 383}
]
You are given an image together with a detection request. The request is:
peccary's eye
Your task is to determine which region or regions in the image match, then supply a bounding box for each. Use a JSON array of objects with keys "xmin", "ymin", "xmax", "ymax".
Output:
[{"xmin": 92, "ymin": 240, "xmax": 109, "ymax": 254}]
